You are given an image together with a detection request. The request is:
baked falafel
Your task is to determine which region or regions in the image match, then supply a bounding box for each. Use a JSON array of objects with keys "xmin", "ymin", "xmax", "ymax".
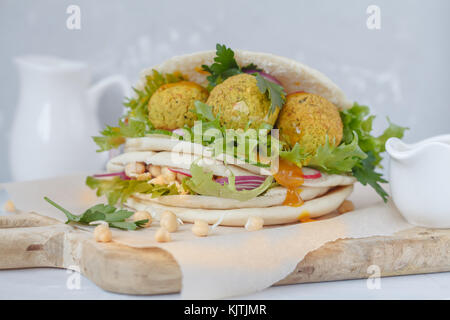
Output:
[
  {"xmin": 206, "ymin": 73, "xmax": 279, "ymax": 129},
  {"xmin": 276, "ymin": 92, "xmax": 343, "ymax": 155},
  {"xmin": 148, "ymin": 81, "xmax": 209, "ymax": 130}
]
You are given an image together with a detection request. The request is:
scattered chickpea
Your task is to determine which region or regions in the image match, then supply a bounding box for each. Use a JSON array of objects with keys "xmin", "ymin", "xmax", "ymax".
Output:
[
  {"xmin": 160, "ymin": 210, "xmax": 178, "ymax": 232},
  {"xmin": 125, "ymin": 162, "xmax": 146, "ymax": 177},
  {"xmin": 192, "ymin": 219, "xmax": 209, "ymax": 237},
  {"xmin": 148, "ymin": 165, "xmax": 161, "ymax": 177},
  {"xmin": 161, "ymin": 166, "xmax": 176, "ymax": 182},
  {"xmin": 155, "ymin": 227, "xmax": 171, "ymax": 242},
  {"xmin": 4, "ymin": 200, "xmax": 16, "ymax": 212},
  {"xmin": 245, "ymin": 216, "xmax": 264, "ymax": 231},
  {"xmin": 338, "ymin": 200, "xmax": 355, "ymax": 214},
  {"xmin": 94, "ymin": 224, "xmax": 112, "ymax": 243},
  {"xmin": 133, "ymin": 210, "xmax": 152, "ymax": 228}
]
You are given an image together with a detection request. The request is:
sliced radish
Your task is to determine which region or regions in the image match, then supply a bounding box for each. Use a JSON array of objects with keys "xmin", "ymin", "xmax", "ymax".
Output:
[{"xmin": 302, "ymin": 167, "xmax": 322, "ymax": 179}]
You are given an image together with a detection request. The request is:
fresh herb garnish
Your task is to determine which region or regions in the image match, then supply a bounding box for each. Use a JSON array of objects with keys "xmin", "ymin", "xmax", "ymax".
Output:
[
  {"xmin": 254, "ymin": 73, "xmax": 286, "ymax": 115},
  {"xmin": 201, "ymin": 44, "xmax": 241, "ymax": 89},
  {"xmin": 43, "ymin": 197, "xmax": 148, "ymax": 230}
]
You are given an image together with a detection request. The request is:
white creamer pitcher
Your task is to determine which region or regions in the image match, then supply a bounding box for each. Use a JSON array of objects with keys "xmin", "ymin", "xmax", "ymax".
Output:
[
  {"xmin": 386, "ymin": 135, "xmax": 450, "ymax": 228},
  {"xmin": 10, "ymin": 55, "xmax": 130, "ymax": 181}
]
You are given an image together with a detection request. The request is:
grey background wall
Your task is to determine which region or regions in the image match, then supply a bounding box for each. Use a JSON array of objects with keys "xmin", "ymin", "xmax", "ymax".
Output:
[{"xmin": 1, "ymin": 0, "xmax": 449, "ymax": 182}]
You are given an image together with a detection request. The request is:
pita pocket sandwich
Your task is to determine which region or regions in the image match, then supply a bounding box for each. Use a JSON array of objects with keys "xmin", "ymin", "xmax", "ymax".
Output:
[{"xmin": 87, "ymin": 44, "xmax": 406, "ymax": 227}]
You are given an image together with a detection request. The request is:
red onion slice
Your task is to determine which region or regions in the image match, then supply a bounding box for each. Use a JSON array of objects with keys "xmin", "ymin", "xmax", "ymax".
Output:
[
  {"xmin": 243, "ymin": 69, "xmax": 282, "ymax": 86},
  {"xmin": 92, "ymin": 171, "xmax": 131, "ymax": 180},
  {"xmin": 168, "ymin": 167, "xmax": 192, "ymax": 177}
]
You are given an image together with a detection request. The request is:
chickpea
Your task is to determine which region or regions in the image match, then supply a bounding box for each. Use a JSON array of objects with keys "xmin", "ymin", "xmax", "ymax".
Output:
[
  {"xmin": 133, "ymin": 210, "xmax": 152, "ymax": 228},
  {"xmin": 150, "ymin": 175, "xmax": 166, "ymax": 185},
  {"xmin": 161, "ymin": 167, "xmax": 176, "ymax": 182},
  {"xmin": 338, "ymin": 200, "xmax": 354, "ymax": 214},
  {"xmin": 160, "ymin": 210, "xmax": 178, "ymax": 232},
  {"xmin": 125, "ymin": 162, "xmax": 146, "ymax": 177},
  {"xmin": 192, "ymin": 219, "xmax": 209, "ymax": 237},
  {"xmin": 148, "ymin": 165, "xmax": 161, "ymax": 177},
  {"xmin": 155, "ymin": 227, "xmax": 171, "ymax": 242},
  {"xmin": 245, "ymin": 216, "xmax": 264, "ymax": 231},
  {"xmin": 136, "ymin": 172, "xmax": 152, "ymax": 181},
  {"xmin": 94, "ymin": 224, "xmax": 112, "ymax": 243},
  {"xmin": 4, "ymin": 200, "xmax": 16, "ymax": 212}
]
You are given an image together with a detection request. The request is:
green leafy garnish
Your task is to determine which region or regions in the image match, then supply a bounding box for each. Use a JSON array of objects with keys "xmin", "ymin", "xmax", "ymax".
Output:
[
  {"xmin": 306, "ymin": 134, "xmax": 367, "ymax": 174},
  {"xmin": 184, "ymin": 162, "xmax": 273, "ymax": 201},
  {"xmin": 339, "ymin": 103, "xmax": 407, "ymax": 201},
  {"xmin": 43, "ymin": 197, "xmax": 148, "ymax": 230},
  {"xmin": 279, "ymin": 102, "xmax": 407, "ymax": 202},
  {"xmin": 255, "ymin": 73, "xmax": 286, "ymax": 115},
  {"xmin": 92, "ymin": 70, "xmax": 185, "ymax": 152},
  {"xmin": 201, "ymin": 44, "xmax": 241, "ymax": 89},
  {"xmin": 85, "ymin": 176, "xmax": 181, "ymax": 206},
  {"xmin": 183, "ymin": 101, "xmax": 276, "ymax": 168}
]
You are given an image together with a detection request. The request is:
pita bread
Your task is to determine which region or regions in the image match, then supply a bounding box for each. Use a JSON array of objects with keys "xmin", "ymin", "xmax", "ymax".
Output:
[
  {"xmin": 135, "ymin": 50, "xmax": 352, "ymax": 109},
  {"xmin": 132, "ymin": 186, "xmax": 330, "ymax": 209},
  {"xmin": 126, "ymin": 185, "xmax": 353, "ymax": 226},
  {"xmin": 107, "ymin": 147, "xmax": 357, "ymax": 187}
]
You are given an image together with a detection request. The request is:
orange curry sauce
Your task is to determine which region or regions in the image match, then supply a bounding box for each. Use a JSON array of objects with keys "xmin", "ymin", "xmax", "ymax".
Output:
[{"xmin": 273, "ymin": 159, "xmax": 305, "ymax": 207}]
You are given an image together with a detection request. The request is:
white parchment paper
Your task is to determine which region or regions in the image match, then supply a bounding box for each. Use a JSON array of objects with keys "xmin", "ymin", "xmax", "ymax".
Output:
[{"xmin": 1, "ymin": 175, "xmax": 413, "ymax": 299}]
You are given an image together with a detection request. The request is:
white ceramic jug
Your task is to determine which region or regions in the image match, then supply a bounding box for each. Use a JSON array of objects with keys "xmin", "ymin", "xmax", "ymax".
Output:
[
  {"xmin": 386, "ymin": 135, "xmax": 450, "ymax": 228},
  {"xmin": 10, "ymin": 55, "xmax": 130, "ymax": 181}
]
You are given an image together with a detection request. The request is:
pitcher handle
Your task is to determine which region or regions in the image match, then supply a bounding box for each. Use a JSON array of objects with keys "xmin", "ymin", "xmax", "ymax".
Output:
[{"xmin": 88, "ymin": 74, "xmax": 131, "ymax": 113}]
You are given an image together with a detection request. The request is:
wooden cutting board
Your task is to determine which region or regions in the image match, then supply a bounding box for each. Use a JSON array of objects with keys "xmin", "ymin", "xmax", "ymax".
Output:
[{"xmin": 1, "ymin": 212, "xmax": 449, "ymax": 295}]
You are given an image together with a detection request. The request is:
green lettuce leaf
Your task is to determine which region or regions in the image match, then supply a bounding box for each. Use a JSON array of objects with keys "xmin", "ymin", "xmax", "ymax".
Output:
[
  {"xmin": 92, "ymin": 70, "xmax": 185, "ymax": 152},
  {"xmin": 85, "ymin": 176, "xmax": 181, "ymax": 206},
  {"xmin": 340, "ymin": 103, "xmax": 408, "ymax": 201},
  {"xmin": 184, "ymin": 162, "xmax": 273, "ymax": 201},
  {"xmin": 306, "ymin": 134, "xmax": 367, "ymax": 174}
]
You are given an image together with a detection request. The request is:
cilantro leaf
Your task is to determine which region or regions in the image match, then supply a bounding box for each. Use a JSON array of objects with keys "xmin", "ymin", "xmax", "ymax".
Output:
[
  {"xmin": 202, "ymin": 44, "xmax": 241, "ymax": 89},
  {"xmin": 43, "ymin": 197, "xmax": 146, "ymax": 230},
  {"xmin": 352, "ymin": 152, "xmax": 389, "ymax": 201},
  {"xmin": 255, "ymin": 73, "xmax": 286, "ymax": 115}
]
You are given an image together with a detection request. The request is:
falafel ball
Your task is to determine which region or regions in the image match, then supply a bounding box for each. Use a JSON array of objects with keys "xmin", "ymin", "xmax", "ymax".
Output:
[
  {"xmin": 276, "ymin": 92, "xmax": 343, "ymax": 155},
  {"xmin": 148, "ymin": 81, "xmax": 209, "ymax": 130},
  {"xmin": 206, "ymin": 73, "xmax": 279, "ymax": 129}
]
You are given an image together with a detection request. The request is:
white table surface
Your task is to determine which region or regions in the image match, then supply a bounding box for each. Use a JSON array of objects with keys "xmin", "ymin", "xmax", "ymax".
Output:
[
  {"xmin": 0, "ymin": 267, "xmax": 449, "ymax": 300},
  {"xmin": 1, "ymin": 191, "xmax": 449, "ymax": 300}
]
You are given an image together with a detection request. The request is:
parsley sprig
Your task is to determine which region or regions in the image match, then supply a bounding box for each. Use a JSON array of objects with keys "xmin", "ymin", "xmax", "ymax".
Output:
[{"xmin": 44, "ymin": 197, "xmax": 148, "ymax": 230}]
